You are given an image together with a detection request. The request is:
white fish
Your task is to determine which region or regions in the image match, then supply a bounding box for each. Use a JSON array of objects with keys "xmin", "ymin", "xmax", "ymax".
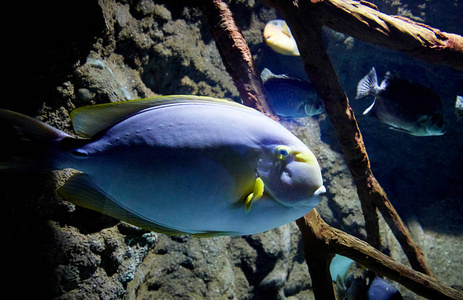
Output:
[
  {"xmin": 1, "ymin": 96, "xmax": 325, "ymax": 236},
  {"xmin": 263, "ymin": 19, "xmax": 300, "ymax": 56}
]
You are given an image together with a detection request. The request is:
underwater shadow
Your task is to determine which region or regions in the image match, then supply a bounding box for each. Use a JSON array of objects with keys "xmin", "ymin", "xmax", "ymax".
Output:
[
  {"xmin": 3, "ymin": 172, "xmax": 64, "ymax": 298},
  {"xmin": 366, "ymin": 129, "xmax": 463, "ymax": 236}
]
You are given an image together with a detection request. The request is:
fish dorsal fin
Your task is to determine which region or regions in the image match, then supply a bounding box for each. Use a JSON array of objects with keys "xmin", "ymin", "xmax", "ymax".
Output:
[
  {"xmin": 260, "ymin": 68, "xmax": 307, "ymax": 84},
  {"xmin": 71, "ymin": 95, "xmax": 250, "ymax": 138},
  {"xmin": 260, "ymin": 68, "xmax": 274, "ymax": 83},
  {"xmin": 278, "ymin": 74, "xmax": 306, "ymax": 82}
]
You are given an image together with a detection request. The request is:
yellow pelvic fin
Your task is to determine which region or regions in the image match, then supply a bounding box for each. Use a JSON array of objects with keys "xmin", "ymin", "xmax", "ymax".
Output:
[{"xmin": 244, "ymin": 177, "xmax": 264, "ymax": 212}]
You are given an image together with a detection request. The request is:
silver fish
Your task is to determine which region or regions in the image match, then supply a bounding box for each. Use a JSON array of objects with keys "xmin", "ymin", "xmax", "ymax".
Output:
[
  {"xmin": 0, "ymin": 95, "xmax": 325, "ymax": 237},
  {"xmin": 356, "ymin": 67, "xmax": 445, "ymax": 136}
]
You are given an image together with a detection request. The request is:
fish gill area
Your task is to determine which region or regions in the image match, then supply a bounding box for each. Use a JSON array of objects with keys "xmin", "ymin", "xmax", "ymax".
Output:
[{"xmin": 3, "ymin": 0, "xmax": 462, "ymax": 299}]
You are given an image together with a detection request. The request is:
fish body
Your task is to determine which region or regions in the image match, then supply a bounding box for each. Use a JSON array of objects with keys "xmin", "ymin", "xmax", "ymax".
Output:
[
  {"xmin": 368, "ymin": 277, "xmax": 403, "ymax": 300},
  {"xmin": 356, "ymin": 67, "xmax": 445, "ymax": 136},
  {"xmin": 261, "ymin": 68, "xmax": 324, "ymax": 118},
  {"xmin": 1, "ymin": 96, "xmax": 325, "ymax": 236},
  {"xmin": 456, "ymin": 95, "xmax": 463, "ymax": 121},
  {"xmin": 263, "ymin": 19, "xmax": 300, "ymax": 56}
]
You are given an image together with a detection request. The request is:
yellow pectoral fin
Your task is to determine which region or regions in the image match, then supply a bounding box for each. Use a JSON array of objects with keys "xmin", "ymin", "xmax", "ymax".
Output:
[{"xmin": 244, "ymin": 177, "xmax": 265, "ymax": 212}]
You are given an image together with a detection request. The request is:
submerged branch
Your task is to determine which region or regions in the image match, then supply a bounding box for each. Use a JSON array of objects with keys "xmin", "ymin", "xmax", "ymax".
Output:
[
  {"xmin": 297, "ymin": 210, "xmax": 463, "ymax": 300},
  {"xmin": 263, "ymin": 0, "xmax": 434, "ymax": 276},
  {"xmin": 201, "ymin": 0, "xmax": 276, "ymax": 119},
  {"xmin": 319, "ymin": 0, "xmax": 463, "ymax": 70},
  {"xmin": 286, "ymin": 0, "xmax": 463, "ymax": 70}
]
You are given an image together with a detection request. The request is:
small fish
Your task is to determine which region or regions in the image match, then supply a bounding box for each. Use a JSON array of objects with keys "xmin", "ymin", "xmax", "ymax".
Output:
[
  {"xmin": 0, "ymin": 96, "xmax": 325, "ymax": 237},
  {"xmin": 330, "ymin": 254, "xmax": 355, "ymax": 281},
  {"xmin": 335, "ymin": 270, "xmax": 368, "ymax": 300},
  {"xmin": 456, "ymin": 95, "xmax": 463, "ymax": 121},
  {"xmin": 356, "ymin": 67, "xmax": 445, "ymax": 136},
  {"xmin": 263, "ymin": 19, "xmax": 300, "ymax": 56},
  {"xmin": 368, "ymin": 276, "xmax": 403, "ymax": 300},
  {"xmin": 261, "ymin": 68, "xmax": 324, "ymax": 118}
]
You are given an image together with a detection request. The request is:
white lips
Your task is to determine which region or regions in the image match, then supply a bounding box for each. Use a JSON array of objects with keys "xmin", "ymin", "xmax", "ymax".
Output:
[{"xmin": 314, "ymin": 185, "xmax": 326, "ymax": 196}]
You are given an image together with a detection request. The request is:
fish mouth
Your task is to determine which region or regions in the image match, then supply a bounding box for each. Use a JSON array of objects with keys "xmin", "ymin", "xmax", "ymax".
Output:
[
  {"xmin": 313, "ymin": 185, "xmax": 326, "ymax": 196},
  {"xmin": 426, "ymin": 126, "xmax": 445, "ymax": 136},
  {"xmin": 428, "ymin": 130, "xmax": 445, "ymax": 136},
  {"xmin": 424, "ymin": 115, "xmax": 445, "ymax": 136}
]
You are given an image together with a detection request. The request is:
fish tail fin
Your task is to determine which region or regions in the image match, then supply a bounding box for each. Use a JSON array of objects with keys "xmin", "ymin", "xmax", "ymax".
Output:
[
  {"xmin": 356, "ymin": 67, "xmax": 379, "ymax": 99},
  {"xmin": 0, "ymin": 109, "xmax": 72, "ymax": 171}
]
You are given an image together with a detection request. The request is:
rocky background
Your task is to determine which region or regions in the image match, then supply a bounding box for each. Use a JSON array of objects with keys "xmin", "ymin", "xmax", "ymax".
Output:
[{"xmin": 3, "ymin": 0, "xmax": 462, "ymax": 299}]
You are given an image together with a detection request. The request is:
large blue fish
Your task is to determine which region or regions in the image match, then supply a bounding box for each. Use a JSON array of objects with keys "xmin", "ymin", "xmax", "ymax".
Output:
[{"xmin": 0, "ymin": 96, "xmax": 325, "ymax": 236}]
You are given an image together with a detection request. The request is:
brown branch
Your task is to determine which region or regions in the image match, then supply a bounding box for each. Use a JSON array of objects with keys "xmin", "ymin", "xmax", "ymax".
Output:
[
  {"xmin": 317, "ymin": 0, "xmax": 463, "ymax": 70},
  {"xmin": 297, "ymin": 210, "xmax": 463, "ymax": 300},
  {"xmin": 263, "ymin": 0, "xmax": 434, "ymax": 277},
  {"xmin": 201, "ymin": 0, "xmax": 276, "ymax": 119},
  {"xmin": 297, "ymin": 210, "xmax": 337, "ymax": 300}
]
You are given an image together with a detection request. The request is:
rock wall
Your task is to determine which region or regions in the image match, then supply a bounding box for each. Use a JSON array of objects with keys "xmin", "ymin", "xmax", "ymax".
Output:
[{"xmin": 3, "ymin": 0, "xmax": 462, "ymax": 299}]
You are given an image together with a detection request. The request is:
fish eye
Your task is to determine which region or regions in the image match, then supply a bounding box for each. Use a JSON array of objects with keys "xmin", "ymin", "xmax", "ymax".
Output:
[{"xmin": 275, "ymin": 146, "xmax": 291, "ymax": 160}]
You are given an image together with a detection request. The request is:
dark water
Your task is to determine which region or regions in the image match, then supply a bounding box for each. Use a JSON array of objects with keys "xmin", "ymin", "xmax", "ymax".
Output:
[{"xmin": 258, "ymin": 0, "xmax": 463, "ymax": 236}]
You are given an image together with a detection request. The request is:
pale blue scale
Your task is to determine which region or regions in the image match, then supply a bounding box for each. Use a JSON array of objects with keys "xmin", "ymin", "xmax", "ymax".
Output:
[{"xmin": 43, "ymin": 96, "xmax": 326, "ymax": 236}]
